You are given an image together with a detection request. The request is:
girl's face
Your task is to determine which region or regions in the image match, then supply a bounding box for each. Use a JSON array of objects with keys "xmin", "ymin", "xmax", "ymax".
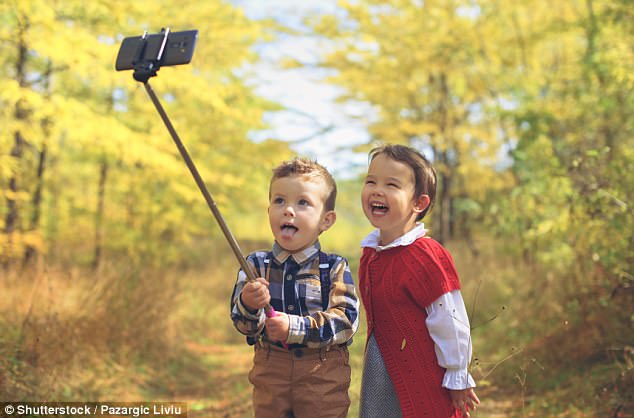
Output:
[{"xmin": 361, "ymin": 154, "xmax": 428, "ymax": 245}]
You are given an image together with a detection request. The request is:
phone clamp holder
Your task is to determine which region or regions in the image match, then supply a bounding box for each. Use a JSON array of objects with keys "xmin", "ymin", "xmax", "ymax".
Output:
[{"xmin": 130, "ymin": 28, "xmax": 171, "ymax": 83}]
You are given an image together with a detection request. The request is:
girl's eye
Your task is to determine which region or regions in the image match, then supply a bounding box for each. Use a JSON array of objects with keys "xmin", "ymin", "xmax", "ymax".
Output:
[
  {"xmin": 298, "ymin": 199, "xmax": 310, "ymax": 206},
  {"xmin": 388, "ymin": 183, "xmax": 398, "ymax": 188},
  {"xmin": 365, "ymin": 179, "xmax": 376, "ymax": 185},
  {"xmin": 273, "ymin": 197, "xmax": 284, "ymax": 204}
]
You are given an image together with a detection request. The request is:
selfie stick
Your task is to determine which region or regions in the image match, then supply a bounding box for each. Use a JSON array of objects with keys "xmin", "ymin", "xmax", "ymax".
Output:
[{"xmin": 123, "ymin": 29, "xmax": 282, "ymax": 322}]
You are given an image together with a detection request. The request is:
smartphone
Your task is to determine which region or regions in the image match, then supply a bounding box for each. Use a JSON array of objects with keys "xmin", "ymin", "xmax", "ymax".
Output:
[{"xmin": 115, "ymin": 29, "xmax": 198, "ymax": 71}]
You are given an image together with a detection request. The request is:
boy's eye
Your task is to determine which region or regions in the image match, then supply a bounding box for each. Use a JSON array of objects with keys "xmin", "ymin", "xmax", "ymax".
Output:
[
  {"xmin": 298, "ymin": 199, "xmax": 310, "ymax": 206},
  {"xmin": 365, "ymin": 179, "xmax": 376, "ymax": 185},
  {"xmin": 388, "ymin": 183, "xmax": 399, "ymax": 188},
  {"xmin": 273, "ymin": 197, "xmax": 284, "ymax": 204}
]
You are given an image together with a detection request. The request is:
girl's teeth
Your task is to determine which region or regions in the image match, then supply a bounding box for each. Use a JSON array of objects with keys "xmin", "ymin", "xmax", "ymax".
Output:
[{"xmin": 371, "ymin": 203, "xmax": 388, "ymax": 215}]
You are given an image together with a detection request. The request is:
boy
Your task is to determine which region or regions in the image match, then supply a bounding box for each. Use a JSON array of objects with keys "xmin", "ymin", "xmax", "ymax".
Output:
[{"xmin": 230, "ymin": 157, "xmax": 360, "ymax": 418}]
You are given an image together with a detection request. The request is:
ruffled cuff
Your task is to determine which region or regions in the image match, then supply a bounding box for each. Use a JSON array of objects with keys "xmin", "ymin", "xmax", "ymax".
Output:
[
  {"xmin": 286, "ymin": 315, "xmax": 307, "ymax": 344},
  {"xmin": 442, "ymin": 369, "xmax": 476, "ymax": 390}
]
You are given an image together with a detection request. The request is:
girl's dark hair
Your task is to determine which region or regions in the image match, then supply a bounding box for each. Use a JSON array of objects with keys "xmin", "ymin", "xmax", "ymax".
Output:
[{"xmin": 369, "ymin": 144, "xmax": 436, "ymax": 221}]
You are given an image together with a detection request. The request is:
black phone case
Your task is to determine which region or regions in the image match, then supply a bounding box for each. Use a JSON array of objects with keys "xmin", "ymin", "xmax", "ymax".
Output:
[{"xmin": 115, "ymin": 30, "xmax": 198, "ymax": 71}]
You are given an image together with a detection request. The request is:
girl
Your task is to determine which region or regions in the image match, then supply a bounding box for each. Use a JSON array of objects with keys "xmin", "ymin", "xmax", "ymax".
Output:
[{"xmin": 358, "ymin": 144, "xmax": 480, "ymax": 418}]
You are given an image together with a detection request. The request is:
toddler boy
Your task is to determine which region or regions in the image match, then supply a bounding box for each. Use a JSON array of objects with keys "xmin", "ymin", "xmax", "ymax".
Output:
[{"xmin": 230, "ymin": 157, "xmax": 359, "ymax": 418}]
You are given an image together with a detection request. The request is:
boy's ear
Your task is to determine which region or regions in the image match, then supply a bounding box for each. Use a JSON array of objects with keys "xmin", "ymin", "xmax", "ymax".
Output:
[
  {"xmin": 319, "ymin": 210, "xmax": 337, "ymax": 233},
  {"xmin": 413, "ymin": 194, "xmax": 431, "ymax": 215}
]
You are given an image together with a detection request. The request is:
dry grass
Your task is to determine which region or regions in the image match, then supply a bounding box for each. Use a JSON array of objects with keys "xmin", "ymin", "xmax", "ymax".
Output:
[
  {"xmin": 449, "ymin": 237, "xmax": 633, "ymax": 417},
  {"xmin": 0, "ymin": 262, "xmax": 180, "ymax": 401}
]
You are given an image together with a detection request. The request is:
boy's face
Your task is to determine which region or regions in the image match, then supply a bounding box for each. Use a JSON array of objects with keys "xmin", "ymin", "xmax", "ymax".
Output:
[
  {"xmin": 361, "ymin": 154, "xmax": 428, "ymax": 244},
  {"xmin": 268, "ymin": 175, "xmax": 336, "ymax": 253}
]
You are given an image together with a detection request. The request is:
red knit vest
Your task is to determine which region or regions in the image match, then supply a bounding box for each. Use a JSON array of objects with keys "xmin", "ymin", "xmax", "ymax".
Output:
[{"xmin": 359, "ymin": 237, "xmax": 463, "ymax": 418}]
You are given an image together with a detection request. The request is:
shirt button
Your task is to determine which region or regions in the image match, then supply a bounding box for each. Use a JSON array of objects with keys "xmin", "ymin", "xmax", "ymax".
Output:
[
  {"xmin": 286, "ymin": 274, "xmax": 293, "ymax": 281},
  {"xmin": 288, "ymin": 305, "xmax": 295, "ymax": 311}
]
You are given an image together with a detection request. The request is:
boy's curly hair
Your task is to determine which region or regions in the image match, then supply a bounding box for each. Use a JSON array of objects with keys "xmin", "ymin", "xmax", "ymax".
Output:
[
  {"xmin": 369, "ymin": 144, "xmax": 436, "ymax": 221},
  {"xmin": 270, "ymin": 157, "xmax": 337, "ymax": 212}
]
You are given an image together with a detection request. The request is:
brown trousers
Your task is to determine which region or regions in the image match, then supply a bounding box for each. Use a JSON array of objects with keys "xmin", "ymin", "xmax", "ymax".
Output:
[{"xmin": 248, "ymin": 342, "xmax": 351, "ymax": 418}]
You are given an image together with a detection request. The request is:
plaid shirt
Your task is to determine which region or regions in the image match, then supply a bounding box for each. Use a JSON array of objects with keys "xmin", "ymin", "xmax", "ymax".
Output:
[{"xmin": 231, "ymin": 241, "xmax": 359, "ymax": 349}]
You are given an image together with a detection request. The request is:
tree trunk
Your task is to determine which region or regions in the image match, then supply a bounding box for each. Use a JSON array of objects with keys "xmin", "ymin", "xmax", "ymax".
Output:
[
  {"xmin": 434, "ymin": 72, "xmax": 454, "ymax": 244},
  {"xmin": 23, "ymin": 61, "xmax": 53, "ymax": 267},
  {"xmin": 92, "ymin": 159, "xmax": 108, "ymax": 270},
  {"xmin": 437, "ymin": 164, "xmax": 452, "ymax": 245},
  {"xmin": 3, "ymin": 133, "xmax": 25, "ymax": 267},
  {"xmin": 22, "ymin": 144, "xmax": 47, "ymax": 266},
  {"xmin": 3, "ymin": 23, "xmax": 29, "ymax": 269}
]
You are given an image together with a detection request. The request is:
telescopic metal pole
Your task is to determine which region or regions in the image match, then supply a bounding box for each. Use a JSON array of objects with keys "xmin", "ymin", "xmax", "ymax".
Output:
[
  {"xmin": 143, "ymin": 80, "xmax": 288, "ymax": 326},
  {"xmin": 142, "ymin": 81, "xmax": 282, "ymax": 335},
  {"xmin": 120, "ymin": 29, "xmax": 280, "ymax": 334},
  {"xmin": 142, "ymin": 80, "xmax": 258, "ymax": 283}
]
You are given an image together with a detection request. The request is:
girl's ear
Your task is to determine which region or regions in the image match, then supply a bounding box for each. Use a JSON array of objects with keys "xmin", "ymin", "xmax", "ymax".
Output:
[
  {"xmin": 413, "ymin": 194, "xmax": 431, "ymax": 215},
  {"xmin": 319, "ymin": 210, "xmax": 337, "ymax": 233}
]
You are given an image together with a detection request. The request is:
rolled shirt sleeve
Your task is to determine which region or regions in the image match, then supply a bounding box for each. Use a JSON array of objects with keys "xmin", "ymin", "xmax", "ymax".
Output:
[{"xmin": 425, "ymin": 290, "xmax": 477, "ymax": 390}]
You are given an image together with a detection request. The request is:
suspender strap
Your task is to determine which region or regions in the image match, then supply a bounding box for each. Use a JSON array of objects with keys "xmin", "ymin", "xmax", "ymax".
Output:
[
  {"xmin": 264, "ymin": 252, "xmax": 273, "ymax": 282},
  {"xmin": 318, "ymin": 251, "xmax": 331, "ymax": 311}
]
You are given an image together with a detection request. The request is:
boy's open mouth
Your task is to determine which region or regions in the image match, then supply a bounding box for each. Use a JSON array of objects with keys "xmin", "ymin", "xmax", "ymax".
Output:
[
  {"xmin": 281, "ymin": 223, "xmax": 299, "ymax": 239},
  {"xmin": 370, "ymin": 201, "xmax": 389, "ymax": 215}
]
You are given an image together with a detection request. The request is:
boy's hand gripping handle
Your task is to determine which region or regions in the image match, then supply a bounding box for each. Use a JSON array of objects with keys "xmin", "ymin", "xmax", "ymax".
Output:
[
  {"xmin": 242, "ymin": 268, "xmax": 277, "ymax": 318},
  {"xmin": 263, "ymin": 306, "xmax": 288, "ymax": 348}
]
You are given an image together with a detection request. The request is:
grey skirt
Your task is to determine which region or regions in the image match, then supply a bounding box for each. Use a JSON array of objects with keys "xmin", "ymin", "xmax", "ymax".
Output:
[{"xmin": 359, "ymin": 333, "xmax": 403, "ymax": 418}]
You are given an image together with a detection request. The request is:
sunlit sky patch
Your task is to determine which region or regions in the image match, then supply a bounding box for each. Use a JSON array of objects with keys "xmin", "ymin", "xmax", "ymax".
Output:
[{"xmin": 230, "ymin": 0, "xmax": 370, "ymax": 180}]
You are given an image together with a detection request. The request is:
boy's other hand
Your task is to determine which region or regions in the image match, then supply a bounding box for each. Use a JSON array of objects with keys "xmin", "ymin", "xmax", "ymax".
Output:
[
  {"xmin": 265, "ymin": 312, "xmax": 290, "ymax": 342},
  {"xmin": 241, "ymin": 277, "xmax": 271, "ymax": 312},
  {"xmin": 449, "ymin": 387, "xmax": 480, "ymax": 417}
]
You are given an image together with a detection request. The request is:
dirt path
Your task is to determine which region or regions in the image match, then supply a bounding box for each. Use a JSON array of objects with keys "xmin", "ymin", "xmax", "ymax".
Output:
[
  {"xmin": 173, "ymin": 342, "xmax": 519, "ymax": 418},
  {"xmin": 171, "ymin": 342, "xmax": 253, "ymax": 418}
]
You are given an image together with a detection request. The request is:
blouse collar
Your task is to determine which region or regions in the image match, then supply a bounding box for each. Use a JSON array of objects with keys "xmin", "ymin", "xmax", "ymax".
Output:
[{"xmin": 360, "ymin": 223, "xmax": 427, "ymax": 251}]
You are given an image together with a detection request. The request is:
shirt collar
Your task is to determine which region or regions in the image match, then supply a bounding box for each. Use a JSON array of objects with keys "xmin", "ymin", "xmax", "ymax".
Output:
[
  {"xmin": 360, "ymin": 223, "xmax": 427, "ymax": 251},
  {"xmin": 272, "ymin": 240, "xmax": 321, "ymax": 265}
]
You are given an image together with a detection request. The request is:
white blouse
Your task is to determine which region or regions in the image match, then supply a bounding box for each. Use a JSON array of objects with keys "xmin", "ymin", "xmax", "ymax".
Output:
[{"xmin": 360, "ymin": 224, "xmax": 476, "ymax": 390}]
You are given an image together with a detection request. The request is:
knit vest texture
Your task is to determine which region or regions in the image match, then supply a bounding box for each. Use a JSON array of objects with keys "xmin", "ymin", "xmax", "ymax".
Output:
[{"xmin": 359, "ymin": 236, "xmax": 462, "ymax": 418}]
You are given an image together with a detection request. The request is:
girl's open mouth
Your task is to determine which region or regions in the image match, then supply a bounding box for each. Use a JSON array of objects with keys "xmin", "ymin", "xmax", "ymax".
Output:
[{"xmin": 370, "ymin": 201, "xmax": 389, "ymax": 215}]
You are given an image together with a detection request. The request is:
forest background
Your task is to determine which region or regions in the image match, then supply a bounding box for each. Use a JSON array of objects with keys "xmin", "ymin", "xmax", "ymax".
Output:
[{"xmin": 0, "ymin": 1, "xmax": 632, "ymax": 417}]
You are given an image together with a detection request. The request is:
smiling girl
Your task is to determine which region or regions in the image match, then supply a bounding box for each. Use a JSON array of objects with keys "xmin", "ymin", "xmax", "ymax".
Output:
[{"xmin": 358, "ymin": 144, "xmax": 480, "ymax": 418}]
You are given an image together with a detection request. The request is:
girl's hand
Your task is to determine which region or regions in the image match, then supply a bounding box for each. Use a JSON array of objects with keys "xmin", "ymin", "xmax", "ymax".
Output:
[
  {"xmin": 449, "ymin": 387, "xmax": 480, "ymax": 417},
  {"xmin": 265, "ymin": 312, "xmax": 290, "ymax": 342}
]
